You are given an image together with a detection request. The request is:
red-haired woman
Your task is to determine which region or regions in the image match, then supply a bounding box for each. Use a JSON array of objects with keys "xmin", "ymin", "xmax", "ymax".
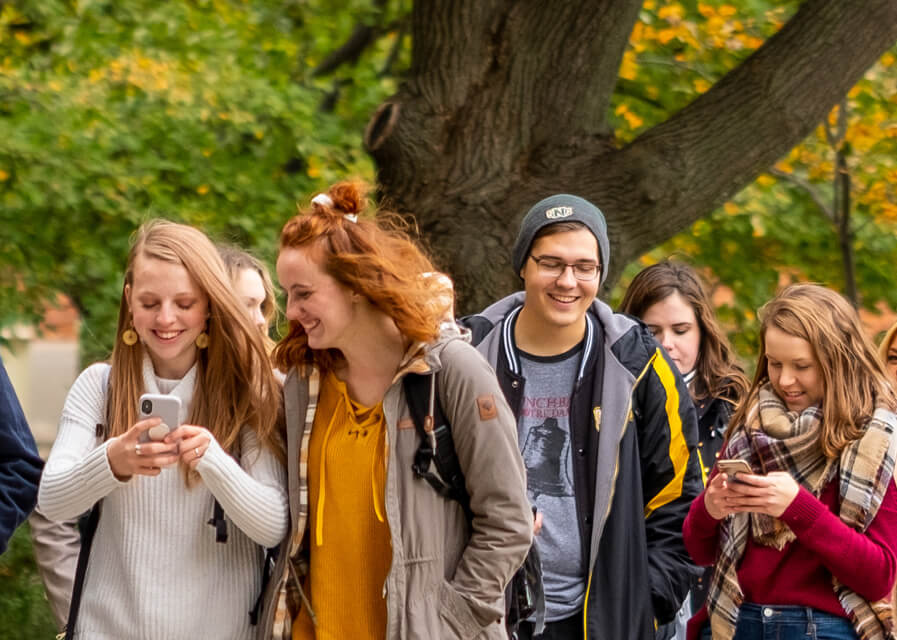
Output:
[{"xmin": 259, "ymin": 181, "xmax": 533, "ymax": 640}]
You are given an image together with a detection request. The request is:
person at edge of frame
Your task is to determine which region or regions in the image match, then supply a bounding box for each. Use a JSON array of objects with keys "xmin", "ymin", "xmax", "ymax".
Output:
[
  {"xmin": 0, "ymin": 354, "xmax": 42, "ymax": 555},
  {"xmin": 684, "ymin": 284, "xmax": 897, "ymax": 640}
]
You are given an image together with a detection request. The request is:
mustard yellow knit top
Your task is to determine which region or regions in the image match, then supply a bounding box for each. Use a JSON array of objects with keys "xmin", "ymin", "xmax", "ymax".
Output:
[{"xmin": 293, "ymin": 370, "xmax": 391, "ymax": 640}]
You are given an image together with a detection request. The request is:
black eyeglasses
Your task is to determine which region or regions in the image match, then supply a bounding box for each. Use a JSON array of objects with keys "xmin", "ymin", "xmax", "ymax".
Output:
[{"xmin": 529, "ymin": 255, "xmax": 600, "ymax": 281}]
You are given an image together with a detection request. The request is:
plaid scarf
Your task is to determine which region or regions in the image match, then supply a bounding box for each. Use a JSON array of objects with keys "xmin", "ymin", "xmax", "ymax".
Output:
[
  {"xmin": 270, "ymin": 364, "xmax": 320, "ymax": 640},
  {"xmin": 706, "ymin": 382, "xmax": 897, "ymax": 640}
]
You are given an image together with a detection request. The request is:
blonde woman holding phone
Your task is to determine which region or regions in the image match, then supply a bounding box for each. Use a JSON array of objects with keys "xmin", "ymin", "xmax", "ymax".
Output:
[{"xmin": 38, "ymin": 220, "xmax": 287, "ymax": 639}]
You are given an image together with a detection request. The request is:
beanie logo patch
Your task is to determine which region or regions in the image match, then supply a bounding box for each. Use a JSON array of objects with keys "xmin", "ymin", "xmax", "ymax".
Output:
[{"xmin": 545, "ymin": 206, "xmax": 574, "ymax": 219}]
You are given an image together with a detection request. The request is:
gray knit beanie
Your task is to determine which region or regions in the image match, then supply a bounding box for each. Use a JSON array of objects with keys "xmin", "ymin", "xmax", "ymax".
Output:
[{"xmin": 512, "ymin": 194, "xmax": 610, "ymax": 286}]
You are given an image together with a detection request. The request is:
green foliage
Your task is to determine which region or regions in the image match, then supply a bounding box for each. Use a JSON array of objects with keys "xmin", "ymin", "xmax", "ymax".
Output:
[
  {"xmin": 4, "ymin": 0, "xmax": 897, "ymax": 371},
  {"xmin": 609, "ymin": 0, "xmax": 897, "ymax": 364},
  {"xmin": 0, "ymin": 0, "xmax": 388, "ymax": 363},
  {"xmin": 611, "ymin": 0, "xmax": 798, "ymax": 138},
  {"xmin": 0, "ymin": 524, "xmax": 57, "ymax": 637}
]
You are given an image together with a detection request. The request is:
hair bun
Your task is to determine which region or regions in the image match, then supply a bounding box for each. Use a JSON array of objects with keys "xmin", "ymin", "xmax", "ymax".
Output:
[{"xmin": 327, "ymin": 180, "xmax": 367, "ymax": 215}]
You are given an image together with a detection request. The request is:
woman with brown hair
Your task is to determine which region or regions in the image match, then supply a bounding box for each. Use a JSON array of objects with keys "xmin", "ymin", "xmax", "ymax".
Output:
[
  {"xmin": 260, "ymin": 181, "xmax": 532, "ymax": 640},
  {"xmin": 37, "ymin": 220, "xmax": 288, "ymax": 639},
  {"xmin": 683, "ymin": 284, "xmax": 897, "ymax": 640},
  {"xmin": 621, "ymin": 261, "xmax": 749, "ymax": 639},
  {"xmin": 621, "ymin": 261, "xmax": 748, "ymax": 475}
]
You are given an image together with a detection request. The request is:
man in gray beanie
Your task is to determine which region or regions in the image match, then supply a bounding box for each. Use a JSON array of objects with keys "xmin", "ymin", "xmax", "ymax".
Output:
[{"xmin": 461, "ymin": 194, "xmax": 701, "ymax": 640}]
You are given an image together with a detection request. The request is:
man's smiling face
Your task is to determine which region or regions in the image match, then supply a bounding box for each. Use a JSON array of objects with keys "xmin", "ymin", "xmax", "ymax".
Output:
[{"xmin": 519, "ymin": 228, "xmax": 600, "ymax": 332}]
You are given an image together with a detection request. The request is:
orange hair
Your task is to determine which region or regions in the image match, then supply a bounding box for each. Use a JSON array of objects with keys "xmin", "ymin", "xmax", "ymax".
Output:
[{"xmin": 273, "ymin": 181, "xmax": 445, "ymax": 372}]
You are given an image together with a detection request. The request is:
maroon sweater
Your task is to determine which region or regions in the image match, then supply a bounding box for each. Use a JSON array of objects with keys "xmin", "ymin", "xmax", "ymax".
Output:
[{"xmin": 682, "ymin": 475, "xmax": 897, "ymax": 640}]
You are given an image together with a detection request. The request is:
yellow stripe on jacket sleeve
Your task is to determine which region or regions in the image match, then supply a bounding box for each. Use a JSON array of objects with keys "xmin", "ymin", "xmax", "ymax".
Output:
[
  {"xmin": 644, "ymin": 350, "xmax": 691, "ymax": 519},
  {"xmin": 697, "ymin": 448, "xmax": 707, "ymax": 487}
]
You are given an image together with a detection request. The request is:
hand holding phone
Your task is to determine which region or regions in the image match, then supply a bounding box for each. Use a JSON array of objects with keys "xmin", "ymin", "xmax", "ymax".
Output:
[
  {"xmin": 106, "ymin": 395, "xmax": 182, "ymax": 479},
  {"xmin": 138, "ymin": 394, "xmax": 182, "ymax": 443},
  {"xmin": 716, "ymin": 458, "xmax": 753, "ymax": 482}
]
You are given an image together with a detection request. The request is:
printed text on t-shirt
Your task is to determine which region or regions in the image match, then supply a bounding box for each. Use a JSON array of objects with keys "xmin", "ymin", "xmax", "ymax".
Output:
[{"xmin": 521, "ymin": 396, "xmax": 570, "ymax": 419}]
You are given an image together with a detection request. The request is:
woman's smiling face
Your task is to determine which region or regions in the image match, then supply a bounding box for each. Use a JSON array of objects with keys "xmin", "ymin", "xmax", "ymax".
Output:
[
  {"xmin": 126, "ymin": 255, "xmax": 209, "ymax": 379},
  {"xmin": 277, "ymin": 245, "xmax": 357, "ymax": 352},
  {"xmin": 765, "ymin": 326, "xmax": 824, "ymax": 412}
]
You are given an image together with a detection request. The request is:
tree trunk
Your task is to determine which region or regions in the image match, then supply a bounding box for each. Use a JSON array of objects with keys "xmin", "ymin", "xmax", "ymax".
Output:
[
  {"xmin": 835, "ymin": 152, "xmax": 858, "ymax": 306},
  {"xmin": 367, "ymin": 0, "xmax": 897, "ymax": 314}
]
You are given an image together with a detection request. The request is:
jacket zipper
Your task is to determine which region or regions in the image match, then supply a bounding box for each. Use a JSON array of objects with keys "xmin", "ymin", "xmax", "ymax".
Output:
[{"xmin": 582, "ymin": 353, "xmax": 656, "ymax": 639}]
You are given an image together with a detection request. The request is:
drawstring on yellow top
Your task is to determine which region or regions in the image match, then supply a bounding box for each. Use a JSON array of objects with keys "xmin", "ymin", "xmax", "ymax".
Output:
[
  {"xmin": 371, "ymin": 426, "xmax": 386, "ymax": 524},
  {"xmin": 314, "ymin": 394, "xmax": 344, "ymax": 547}
]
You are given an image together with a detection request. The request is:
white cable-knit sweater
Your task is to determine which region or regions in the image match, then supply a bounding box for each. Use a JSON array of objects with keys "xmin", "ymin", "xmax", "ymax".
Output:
[{"xmin": 38, "ymin": 360, "xmax": 289, "ymax": 640}]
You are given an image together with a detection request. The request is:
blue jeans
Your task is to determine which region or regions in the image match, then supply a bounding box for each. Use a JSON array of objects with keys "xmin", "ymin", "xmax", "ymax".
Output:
[{"xmin": 698, "ymin": 603, "xmax": 857, "ymax": 640}]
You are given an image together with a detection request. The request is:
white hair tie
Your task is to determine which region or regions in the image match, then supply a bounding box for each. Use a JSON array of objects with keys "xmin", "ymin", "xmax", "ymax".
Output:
[
  {"xmin": 312, "ymin": 192, "xmax": 357, "ymax": 222},
  {"xmin": 311, "ymin": 193, "xmax": 333, "ymax": 207}
]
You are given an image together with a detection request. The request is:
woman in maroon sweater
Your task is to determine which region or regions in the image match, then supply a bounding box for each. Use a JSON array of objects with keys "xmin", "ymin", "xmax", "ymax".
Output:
[{"xmin": 683, "ymin": 284, "xmax": 897, "ymax": 640}]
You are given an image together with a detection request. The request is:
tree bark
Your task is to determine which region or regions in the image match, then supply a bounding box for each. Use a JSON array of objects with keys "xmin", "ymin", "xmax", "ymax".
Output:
[{"xmin": 367, "ymin": 0, "xmax": 897, "ymax": 314}]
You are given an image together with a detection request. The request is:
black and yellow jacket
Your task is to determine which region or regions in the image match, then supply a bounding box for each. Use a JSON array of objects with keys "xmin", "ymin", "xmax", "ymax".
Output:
[{"xmin": 462, "ymin": 293, "xmax": 703, "ymax": 640}]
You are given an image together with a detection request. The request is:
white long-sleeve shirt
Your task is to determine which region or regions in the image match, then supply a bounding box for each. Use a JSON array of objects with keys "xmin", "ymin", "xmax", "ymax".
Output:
[{"xmin": 38, "ymin": 360, "xmax": 288, "ymax": 639}]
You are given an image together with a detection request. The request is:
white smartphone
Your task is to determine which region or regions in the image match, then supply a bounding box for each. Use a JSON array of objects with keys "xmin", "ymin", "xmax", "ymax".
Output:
[
  {"xmin": 138, "ymin": 393, "xmax": 182, "ymax": 443},
  {"xmin": 716, "ymin": 458, "xmax": 753, "ymax": 481}
]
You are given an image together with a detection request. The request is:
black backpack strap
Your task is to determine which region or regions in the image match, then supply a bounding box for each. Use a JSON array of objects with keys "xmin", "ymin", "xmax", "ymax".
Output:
[
  {"xmin": 208, "ymin": 499, "xmax": 228, "ymax": 543},
  {"xmin": 248, "ymin": 545, "xmax": 278, "ymax": 625},
  {"xmin": 63, "ymin": 501, "xmax": 101, "ymax": 640},
  {"xmin": 403, "ymin": 373, "xmax": 472, "ymax": 523}
]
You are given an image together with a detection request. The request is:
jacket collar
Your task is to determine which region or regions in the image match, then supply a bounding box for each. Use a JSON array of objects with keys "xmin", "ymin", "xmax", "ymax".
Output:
[
  {"xmin": 500, "ymin": 304, "xmax": 596, "ymax": 385},
  {"xmin": 475, "ymin": 291, "xmax": 638, "ymax": 351}
]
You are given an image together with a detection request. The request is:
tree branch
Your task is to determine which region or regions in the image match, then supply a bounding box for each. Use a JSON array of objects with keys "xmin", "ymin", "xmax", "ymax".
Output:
[
  {"xmin": 546, "ymin": 0, "xmax": 897, "ymax": 277},
  {"xmin": 406, "ymin": 0, "xmax": 642, "ymax": 136},
  {"xmin": 371, "ymin": 0, "xmax": 642, "ymax": 211},
  {"xmin": 312, "ymin": 0, "xmax": 394, "ymax": 77},
  {"xmin": 769, "ymin": 168, "xmax": 834, "ymax": 222},
  {"xmin": 639, "ymin": 55, "xmax": 718, "ymax": 83},
  {"xmin": 313, "ymin": 24, "xmax": 379, "ymax": 76},
  {"xmin": 823, "ymin": 97, "xmax": 848, "ymax": 149},
  {"xmin": 378, "ymin": 19, "xmax": 408, "ymax": 77},
  {"xmin": 369, "ymin": 0, "xmax": 897, "ymax": 309},
  {"xmin": 610, "ymin": 77, "xmax": 667, "ymax": 112}
]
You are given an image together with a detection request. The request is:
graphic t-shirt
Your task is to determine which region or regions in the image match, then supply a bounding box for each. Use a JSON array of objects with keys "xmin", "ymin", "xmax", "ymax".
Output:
[{"xmin": 518, "ymin": 343, "xmax": 586, "ymax": 622}]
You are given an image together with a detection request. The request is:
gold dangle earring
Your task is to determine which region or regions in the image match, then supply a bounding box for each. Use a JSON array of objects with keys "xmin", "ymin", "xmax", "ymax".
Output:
[
  {"xmin": 195, "ymin": 326, "xmax": 210, "ymax": 349},
  {"xmin": 121, "ymin": 321, "xmax": 138, "ymax": 346}
]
